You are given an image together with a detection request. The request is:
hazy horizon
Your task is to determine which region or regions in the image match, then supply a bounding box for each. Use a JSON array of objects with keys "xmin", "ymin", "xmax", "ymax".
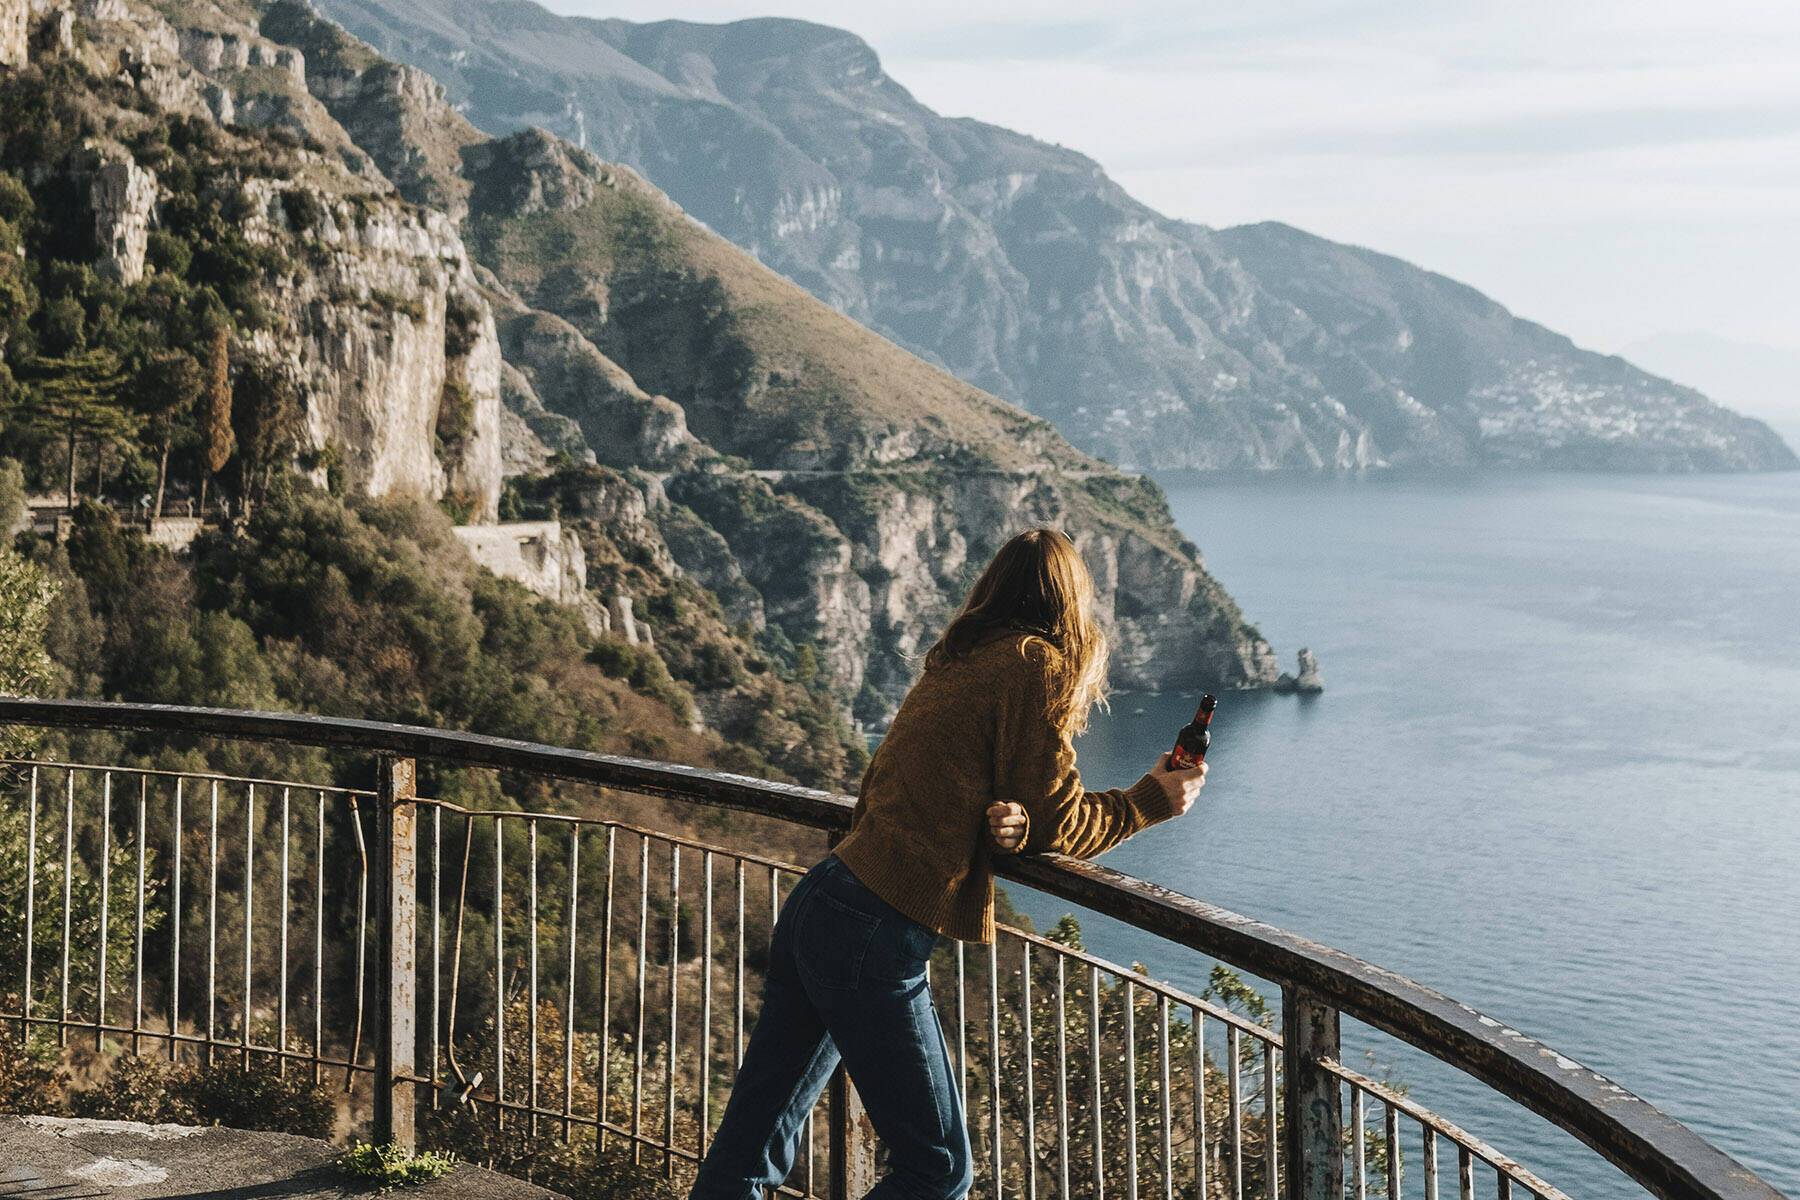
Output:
[{"xmin": 539, "ymin": 0, "xmax": 1800, "ymax": 365}]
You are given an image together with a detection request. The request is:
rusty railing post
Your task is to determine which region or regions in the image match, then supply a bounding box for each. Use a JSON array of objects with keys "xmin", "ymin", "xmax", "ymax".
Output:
[
  {"xmin": 828, "ymin": 1065, "xmax": 878, "ymax": 1198},
  {"xmin": 1282, "ymin": 985, "xmax": 1343, "ymax": 1200},
  {"xmin": 373, "ymin": 754, "xmax": 418, "ymax": 1152}
]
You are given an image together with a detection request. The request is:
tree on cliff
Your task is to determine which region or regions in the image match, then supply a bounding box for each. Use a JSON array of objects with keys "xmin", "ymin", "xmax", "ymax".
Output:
[
  {"xmin": 198, "ymin": 326, "xmax": 232, "ymax": 514},
  {"xmin": 10, "ymin": 350, "xmax": 134, "ymax": 510},
  {"xmin": 130, "ymin": 349, "xmax": 202, "ymax": 520},
  {"xmin": 230, "ymin": 356, "xmax": 303, "ymax": 513}
]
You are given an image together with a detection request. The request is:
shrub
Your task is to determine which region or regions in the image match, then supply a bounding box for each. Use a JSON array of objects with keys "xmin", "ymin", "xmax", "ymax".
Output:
[
  {"xmin": 73, "ymin": 1056, "xmax": 334, "ymax": 1138},
  {"xmin": 0, "ymin": 1015, "xmax": 65, "ymax": 1116},
  {"xmin": 340, "ymin": 1141, "xmax": 458, "ymax": 1189},
  {"xmin": 435, "ymin": 379, "xmax": 472, "ymax": 445},
  {"xmin": 278, "ymin": 187, "xmax": 324, "ymax": 233}
]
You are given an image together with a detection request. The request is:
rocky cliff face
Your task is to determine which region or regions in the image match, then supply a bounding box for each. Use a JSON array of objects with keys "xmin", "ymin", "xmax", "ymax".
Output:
[
  {"xmin": 314, "ymin": 0, "xmax": 1796, "ymax": 474},
  {"xmin": 0, "ymin": 0, "xmax": 39, "ymax": 69},
  {"xmin": 2, "ymin": 0, "xmax": 1282, "ymax": 724},
  {"xmin": 4, "ymin": 0, "xmax": 507, "ymax": 518},
  {"xmin": 455, "ymin": 127, "xmax": 1278, "ymax": 713}
]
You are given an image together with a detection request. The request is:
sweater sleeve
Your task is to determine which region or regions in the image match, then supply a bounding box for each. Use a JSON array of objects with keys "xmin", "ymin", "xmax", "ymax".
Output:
[{"xmin": 991, "ymin": 643, "xmax": 1180, "ymax": 859}]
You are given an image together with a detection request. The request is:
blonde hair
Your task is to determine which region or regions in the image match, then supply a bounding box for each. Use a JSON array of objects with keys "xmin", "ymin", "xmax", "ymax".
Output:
[{"xmin": 925, "ymin": 528, "xmax": 1109, "ymax": 735}]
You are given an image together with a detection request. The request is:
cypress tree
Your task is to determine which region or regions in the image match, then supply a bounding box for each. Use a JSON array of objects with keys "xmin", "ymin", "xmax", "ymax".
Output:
[{"xmin": 199, "ymin": 326, "xmax": 233, "ymax": 514}]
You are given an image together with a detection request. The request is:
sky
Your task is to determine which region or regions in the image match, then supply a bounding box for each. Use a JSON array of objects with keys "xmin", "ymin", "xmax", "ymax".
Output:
[{"xmin": 540, "ymin": 0, "xmax": 1800, "ymax": 361}]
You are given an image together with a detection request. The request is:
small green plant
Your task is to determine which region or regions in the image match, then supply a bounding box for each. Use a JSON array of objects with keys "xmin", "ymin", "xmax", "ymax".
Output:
[{"xmin": 340, "ymin": 1141, "xmax": 458, "ymax": 1190}]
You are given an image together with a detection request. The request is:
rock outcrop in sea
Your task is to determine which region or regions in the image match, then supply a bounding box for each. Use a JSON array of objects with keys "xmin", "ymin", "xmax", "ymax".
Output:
[{"xmin": 1274, "ymin": 649, "xmax": 1324, "ymax": 695}]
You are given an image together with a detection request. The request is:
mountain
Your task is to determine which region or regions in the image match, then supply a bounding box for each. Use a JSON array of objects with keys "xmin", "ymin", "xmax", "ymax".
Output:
[
  {"xmin": 0, "ymin": 0, "xmax": 1279, "ymax": 750},
  {"xmin": 299, "ymin": 1, "xmax": 1795, "ymax": 474}
]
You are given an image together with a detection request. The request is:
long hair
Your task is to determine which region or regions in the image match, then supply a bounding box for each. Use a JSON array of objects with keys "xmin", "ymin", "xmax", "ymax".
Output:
[{"xmin": 925, "ymin": 528, "xmax": 1109, "ymax": 735}]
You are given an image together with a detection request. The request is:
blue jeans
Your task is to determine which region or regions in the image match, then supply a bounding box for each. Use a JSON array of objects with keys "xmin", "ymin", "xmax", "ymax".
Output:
[{"xmin": 689, "ymin": 854, "xmax": 973, "ymax": 1200}]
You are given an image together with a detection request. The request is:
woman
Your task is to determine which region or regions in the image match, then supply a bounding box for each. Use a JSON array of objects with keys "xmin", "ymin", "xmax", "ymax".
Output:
[{"xmin": 689, "ymin": 528, "xmax": 1209, "ymax": 1200}]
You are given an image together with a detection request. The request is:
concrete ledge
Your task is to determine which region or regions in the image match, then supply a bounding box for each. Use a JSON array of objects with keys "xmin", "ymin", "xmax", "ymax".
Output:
[{"xmin": 0, "ymin": 1116, "xmax": 567, "ymax": 1199}]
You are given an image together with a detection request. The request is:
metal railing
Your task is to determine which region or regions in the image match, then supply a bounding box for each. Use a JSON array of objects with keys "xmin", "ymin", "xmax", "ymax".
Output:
[{"xmin": 0, "ymin": 698, "xmax": 1784, "ymax": 1200}]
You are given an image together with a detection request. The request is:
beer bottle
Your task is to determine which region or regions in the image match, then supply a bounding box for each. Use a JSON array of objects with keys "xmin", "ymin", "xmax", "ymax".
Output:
[{"xmin": 1169, "ymin": 695, "xmax": 1217, "ymax": 770}]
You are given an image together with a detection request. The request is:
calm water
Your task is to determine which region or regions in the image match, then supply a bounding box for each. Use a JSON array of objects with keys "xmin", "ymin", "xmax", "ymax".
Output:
[{"xmin": 1005, "ymin": 468, "xmax": 1800, "ymax": 1197}]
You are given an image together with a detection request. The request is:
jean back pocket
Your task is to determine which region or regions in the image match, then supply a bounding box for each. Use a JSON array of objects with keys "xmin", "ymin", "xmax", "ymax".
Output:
[{"xmin": 794, "ymin": 889, "xmax": 881, "ymax": 990}]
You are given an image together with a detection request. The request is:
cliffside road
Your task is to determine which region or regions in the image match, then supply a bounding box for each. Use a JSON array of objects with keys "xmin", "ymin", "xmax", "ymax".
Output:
[{"xmin": 0, "ymin": 1117, "xmax": 565, "ymax": 1200}]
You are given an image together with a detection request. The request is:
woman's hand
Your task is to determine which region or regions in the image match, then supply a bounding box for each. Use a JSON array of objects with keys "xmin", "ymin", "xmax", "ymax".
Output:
[
  {"xmin": 1148, "ymin": 752, "xmax": 1208, "ymax": 815},
  {"xmin": 987, "ymin": 801, "xmax": 1027, "ymax": 852}
]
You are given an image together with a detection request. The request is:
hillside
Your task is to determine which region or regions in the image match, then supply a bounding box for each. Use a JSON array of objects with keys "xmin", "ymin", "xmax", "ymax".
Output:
[
  {"xmin": 310, "ymin": 0, "xmax": 1795, "ymax": 474},
  {"xmin": 0, "ymin": 0, "xmax": 1279, "ymax": 766}
]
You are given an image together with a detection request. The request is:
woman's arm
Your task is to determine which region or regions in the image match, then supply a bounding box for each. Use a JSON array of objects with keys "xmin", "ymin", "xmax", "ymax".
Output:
[
  {"xmin": 989, "ymin": 752, "xmax": 1207, "ymax": 856},
  {"xmin": 989, "ymin": 645, "xmax": 1205, "ymax": 858}
]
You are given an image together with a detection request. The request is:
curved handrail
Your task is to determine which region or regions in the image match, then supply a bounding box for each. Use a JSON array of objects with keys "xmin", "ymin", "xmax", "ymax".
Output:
[{"xmin": 0, "ymin": 696, "xmax": 1783, "ymax": 1200}]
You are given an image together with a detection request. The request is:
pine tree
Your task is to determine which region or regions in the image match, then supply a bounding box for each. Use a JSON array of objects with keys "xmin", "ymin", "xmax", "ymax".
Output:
[
  {"xmin": 231, "ymin": 357, "xmax": 303, "ymax": 512},
  {"xmin": 12, "ymin": 350, "xmax": 134, "ymax": 510},
  {"xmin": 131, "ymin": 350, "xmax": 203, "ymax": 520}
]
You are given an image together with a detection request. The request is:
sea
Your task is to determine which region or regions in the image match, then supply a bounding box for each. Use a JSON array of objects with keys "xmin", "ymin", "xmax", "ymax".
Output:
[{"xmin": 1003, "ymin": 456, "xmax": 1800, "ymax": 1198}]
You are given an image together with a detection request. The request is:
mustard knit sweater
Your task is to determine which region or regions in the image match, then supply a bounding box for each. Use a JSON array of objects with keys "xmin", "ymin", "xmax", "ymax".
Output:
[{"xmin": 834, "ymin": 631, "xmax": 1179, "ymax": 943}]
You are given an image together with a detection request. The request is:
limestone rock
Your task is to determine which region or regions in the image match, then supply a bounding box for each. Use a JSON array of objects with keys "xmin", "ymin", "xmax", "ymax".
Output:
[
  {"xmin": 497, "ymin": 360, "xmax": 589, "ymax": 472},
  {"xmin": 1, "ymin": 0, "xmax": 27, "ymax": 67},
  {"xmin": 496, "ymin": 311, "xmax": 701, "ymax": 472},
  {"xmin": 88, "ymin": 152, "xmax": 156, "ymax": 285},
  {"xmin": 1274, "ymin": 648, "xmax": 1324, "ymax": 695}
]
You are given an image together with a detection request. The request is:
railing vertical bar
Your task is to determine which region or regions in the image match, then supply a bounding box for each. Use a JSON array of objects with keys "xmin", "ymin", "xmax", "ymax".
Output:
[
  {"xmin": 1424, "ymin": 1128, "xmax": 1438, "ymax": 1200},
  {"xmin": 1228, "ymin": 1025, "xmax": 1243, "ymax": 1200},
  {"xmin": 989, "ymin": 936, "xmax": 1003, "ymax": 1200},
  {"xmin": 599, "ymin": 824, "xmax": 616, "ymax": 1146},
  {"xmin": 348, "ymin": 798, "xmax": 369, "ymax": 1090},
  {"xmin": 1385, "ymin": 1103, "xmax": 1401, "ymax": 1200},
  {"xmin": 1193, "ymin": 1008, "xmax": 1207, "ymax": 1200},
  {"xmin": 563, "ymin": 824, "xmax": 579, "ymax": 1142},
  {"xmin": 23, "ymin": 766, "xmax": 38, "ymax": 1043},
  {"xmin": 632, "ymin": 835, "xmax": 649, "ymax": 1164},
  {"xmin": 432, "ymin": 803, "xmax": 441, "ymax": 1107},
  {"xmin": 1159, "ymin": 993, "xmax": 1173, "ymax": 1200},
  {"xmin": 242, "ymin": 782, "xmax": 255, "ymax": 1067},
  {"xmin": 957, "ymin": 940, "xmax": 969, "ymax": 1115},
  {"xmin": 278, "ymin": 786, "xmax": 289, "ymax": 1075},
  {"xmin": 133, "ymin": 774, "xmax": 147, "ymax": 1056},
  {"xmin": 1458, "ymin": 1147, "xmax": 1473, "ymax": 1200},
  {"xmin": 170, "ymin": 777, "xmax": 182, "ymax": 1062},
  {"xmin": 494, "ymin": 816, "xmax": 506, "ymax": 1134},
  {"xmin": 206, "ymin": 779, "xmax": 218, "ymax": 1065},
  {"xmin": 1091, "ymin": 964, "xmax": 1104, "ymax": 1200},
  {"xmin": 700, "ymin": 850, "xmax": 714, "ymax": 1157},
  {"xmin": 1264, "ymin": 1039, "xmax": 1278, "ymax": 1200},
  {"xmin": 1055, "ymin": 954, "xmax": 1069, "ymax": 1200},
  {"xmin": 528, "ymin": 818, "xmax": 540, "ymax": 1141},
  {"xmin": 733, "ymin": 857, "xmax": 745, "ymax": 1069},
  {"xmin": 666, "ymin": 842, "xmax": 680, "ymax": 1178},
  {"xmin": 96, "ymin": 771, "xmax": 111, "ymax": 1051},
  {"xmin": 312, "ymin": 789, "xmax": 323, "ymax": 1085},
  {"xmin": 1496, "ymin": 1169, "xmax": 1512, "ymax": 1200},
  {"xmin": 1125, "ymin": 979, "xmax": 1138, "ymax": 1200},
  {"xmin": 1353, "ymin": 1085, "xmax": 1367, "ymax": 1200},
  {"xmin": 1023, "ymin": 941, "xmax": 1037, "ymax": 1200},
  {"xmin": 60, "ymin": 769, "xmax": 73, "ymax": 1049}
]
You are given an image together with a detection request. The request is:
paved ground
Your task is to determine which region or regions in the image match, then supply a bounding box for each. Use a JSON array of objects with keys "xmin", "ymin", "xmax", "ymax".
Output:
[{"xmin": 0, "ymin": 1116, "xmax": 567, "ymax": 1200}]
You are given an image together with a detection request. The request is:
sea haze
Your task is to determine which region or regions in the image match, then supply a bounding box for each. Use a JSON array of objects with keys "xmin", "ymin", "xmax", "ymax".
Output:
[{"xmin": 1005, "ymin": 469, "xmax": 1800, "ymax": 1196}]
